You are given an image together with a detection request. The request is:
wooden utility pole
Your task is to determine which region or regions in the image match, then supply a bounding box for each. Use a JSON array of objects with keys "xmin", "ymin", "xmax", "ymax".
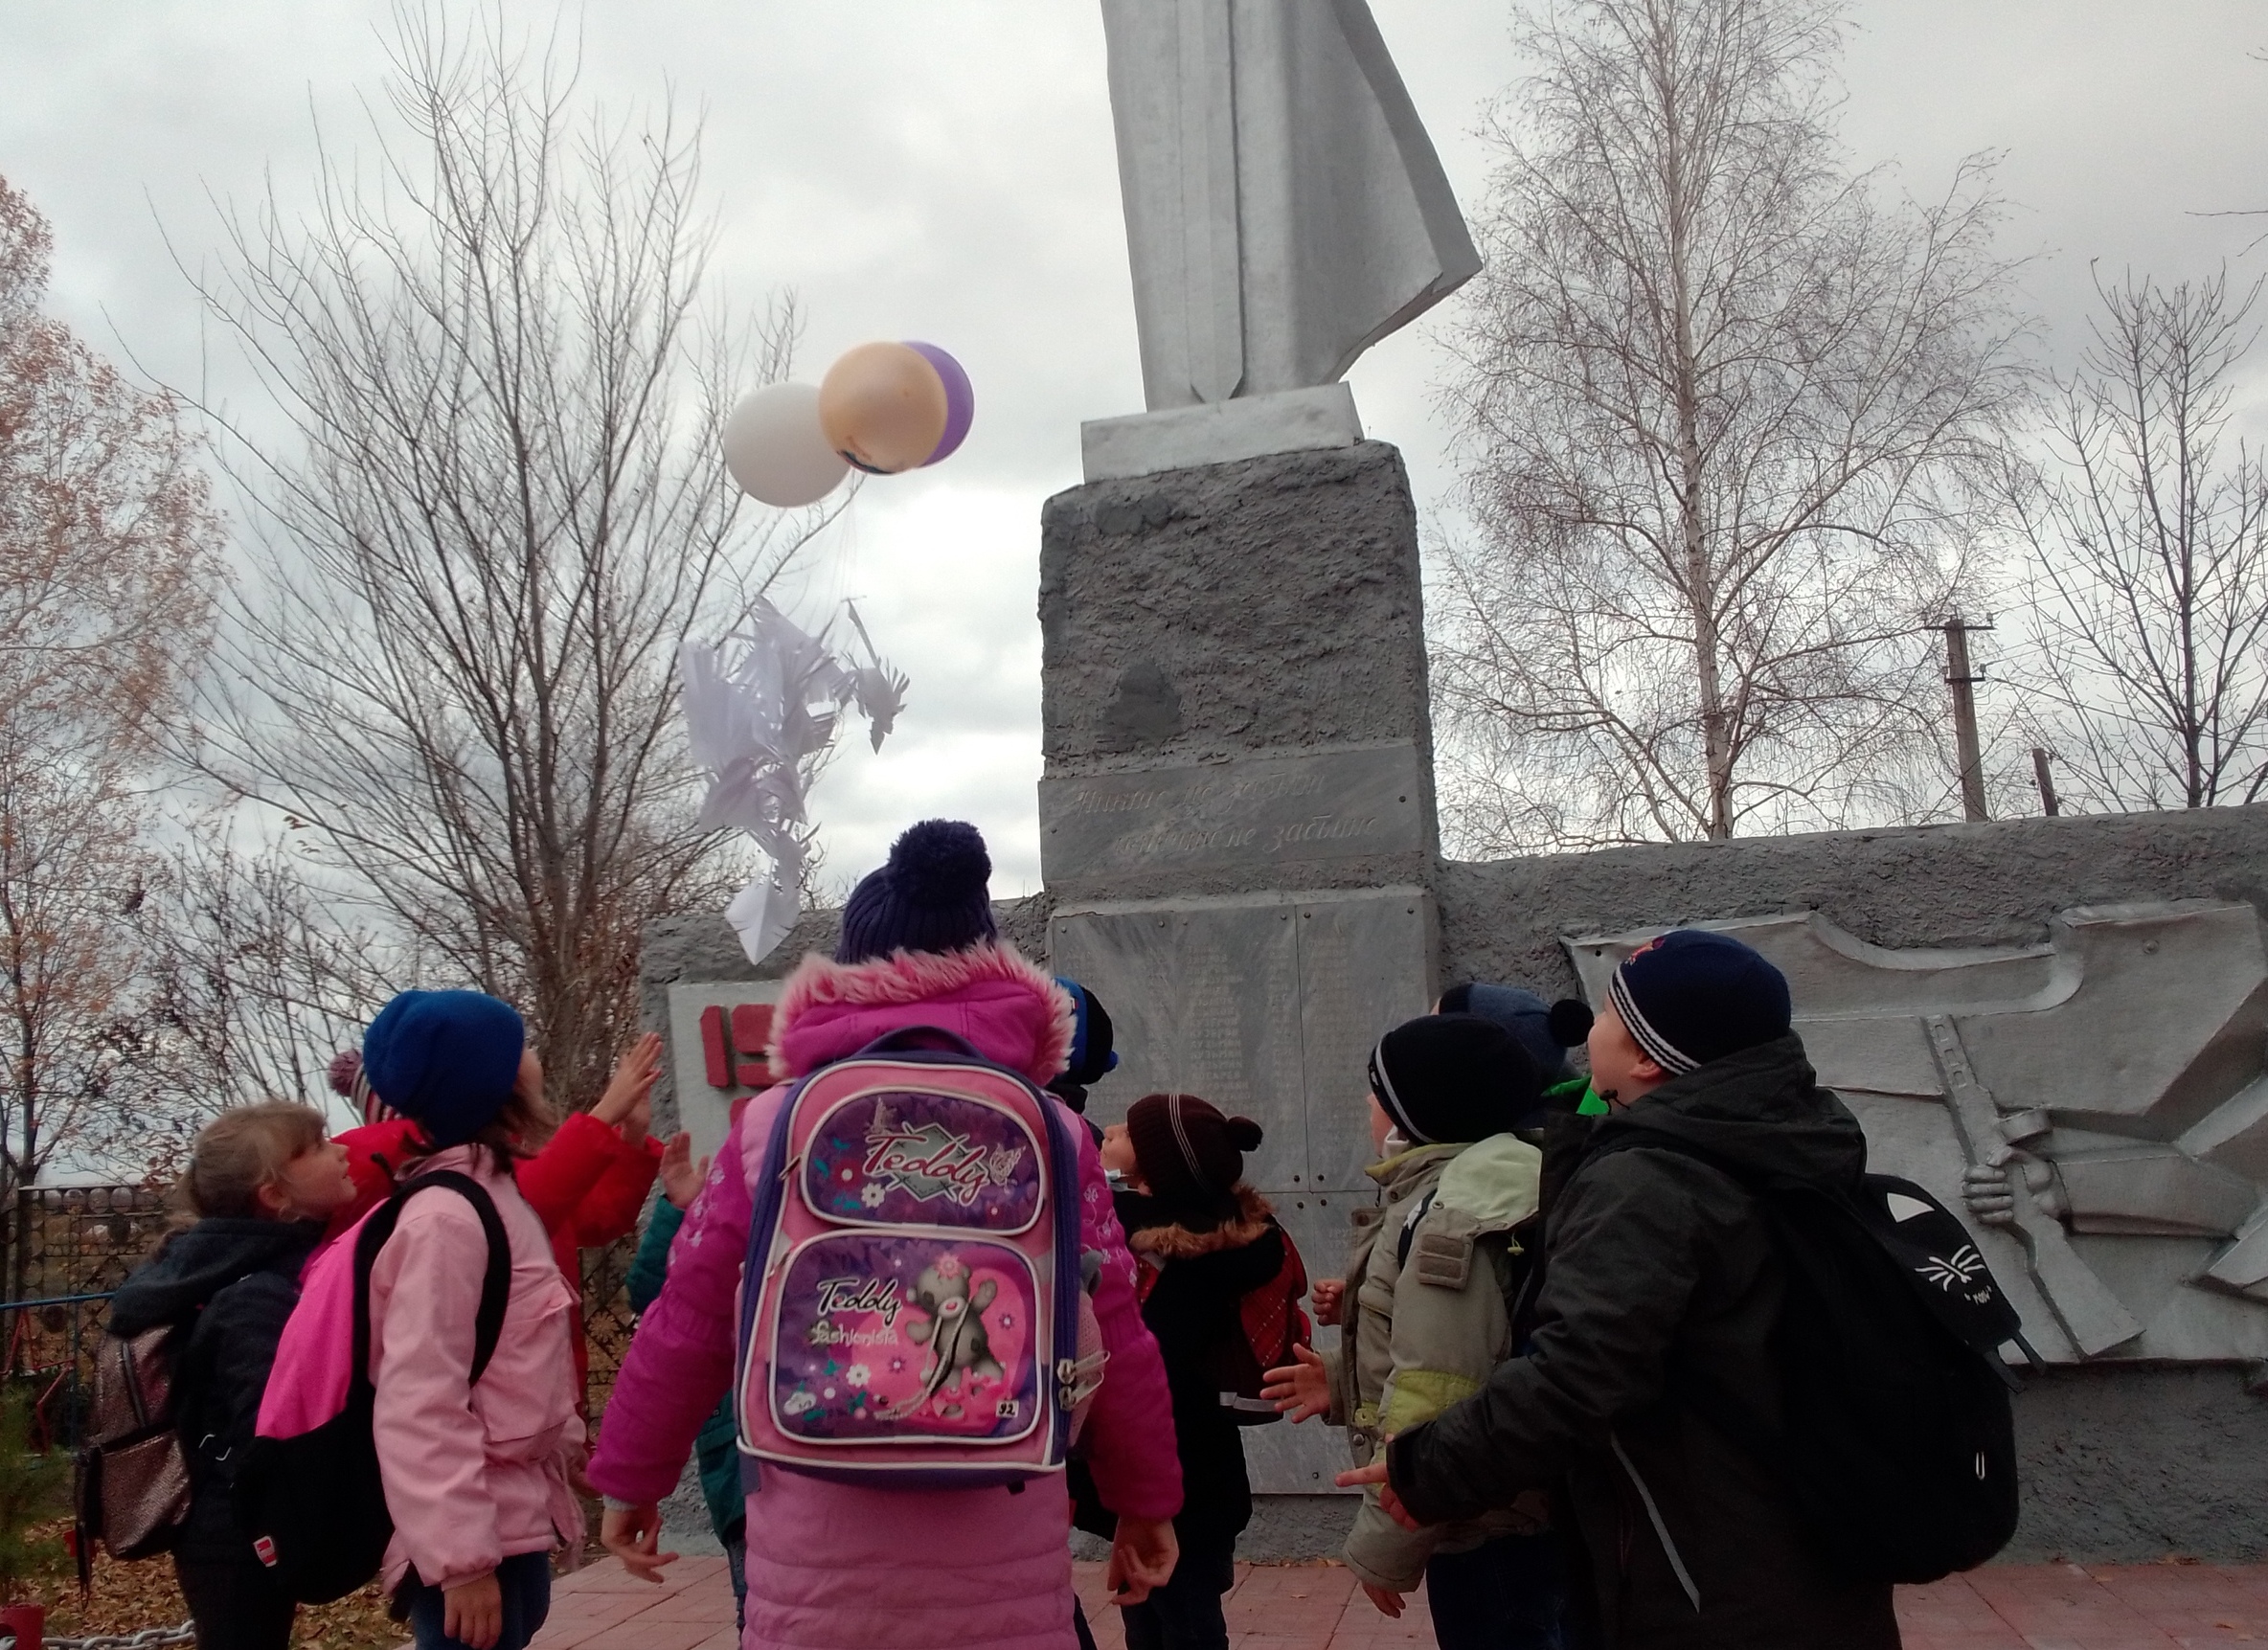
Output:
[
  {"xmin": 1939, "ymin": 617, "xmax": 1991, "ymax": 823},
  {"xmin": 2032, "ymin": 748, "xmax": 2060, "ymax": 817}
]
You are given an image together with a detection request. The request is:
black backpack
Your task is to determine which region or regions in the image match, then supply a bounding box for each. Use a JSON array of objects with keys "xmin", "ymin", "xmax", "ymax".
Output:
[
  {"xmin": 1588, "ymin": 1134, "xmax": 2027, "ymax": 1585},
  {"xmin": 232, "ymin": 1171, "xmax": 510, "ymax": 1603}
]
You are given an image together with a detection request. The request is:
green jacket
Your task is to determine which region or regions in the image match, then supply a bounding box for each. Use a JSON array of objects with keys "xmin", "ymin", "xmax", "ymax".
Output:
[
  {"xmin": 1322, "ymin": 1133, "xmax": 1547, "ymax": 1592},
  {"xmin": 627, "ymin": 1197, "xmax": 744, "ymax": 1543}
]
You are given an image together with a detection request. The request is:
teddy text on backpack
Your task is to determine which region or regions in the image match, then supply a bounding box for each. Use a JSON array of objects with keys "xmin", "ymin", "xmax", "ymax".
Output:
[{"xmin": 737, "ymin": 1027, "xmax": 1104, "ymax": 1486}]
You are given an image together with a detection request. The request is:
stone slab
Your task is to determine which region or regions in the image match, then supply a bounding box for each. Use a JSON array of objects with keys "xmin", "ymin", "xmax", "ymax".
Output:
[
  {"xmin": 1079, "ymin": 384, "xmax": 1363, "ymax": 482},
  {"xmin": 1050, "ymin": 887, "xmax": 1435, "ymax": 1492},
  {"xmin": 1038, "ymin": 743, "xmax": 1428, "ymax": 888}
]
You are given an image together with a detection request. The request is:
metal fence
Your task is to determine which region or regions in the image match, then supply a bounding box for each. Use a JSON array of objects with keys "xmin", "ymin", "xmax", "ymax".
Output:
[{"xmin": 0, "ymin": 1185, "xmax": 646, "ymax": 1445}]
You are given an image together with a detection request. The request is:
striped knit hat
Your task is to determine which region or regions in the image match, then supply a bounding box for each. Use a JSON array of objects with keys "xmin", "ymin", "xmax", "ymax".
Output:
[{"xmin": 1608, "ymin": 930, "xmax": 1792, "ymax": 1076}]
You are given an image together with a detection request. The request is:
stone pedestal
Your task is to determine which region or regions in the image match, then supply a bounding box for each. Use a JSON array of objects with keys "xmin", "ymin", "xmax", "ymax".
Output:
[{"xmin": 1039, "ymin": 441, "xmax": 1440, "ymax": 1494}]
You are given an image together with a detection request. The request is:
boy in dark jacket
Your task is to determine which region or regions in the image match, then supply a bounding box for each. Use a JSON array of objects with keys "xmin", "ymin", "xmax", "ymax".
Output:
[
  {"xmin": 1347, "ymin": 930, "xmax": 1902, "ymax": 1650},
  {"xmin": 1075, "ymin": 1092, "xmax": 1285, "ymax": 1650}
]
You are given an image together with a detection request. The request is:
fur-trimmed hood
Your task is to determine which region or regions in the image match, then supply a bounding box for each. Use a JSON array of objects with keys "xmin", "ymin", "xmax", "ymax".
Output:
[
  {"xmin": 766, "ymin": 941, "xmax": 1076, "ymax": 1087},
  {"xmin": 1123, "ymin": 1184, "xmax": 1276, "ymax": 1261}
]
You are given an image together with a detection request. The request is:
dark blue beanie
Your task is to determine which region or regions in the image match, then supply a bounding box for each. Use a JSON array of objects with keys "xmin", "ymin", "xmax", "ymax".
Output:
[
  {"xmin": 1368, "ymin": 1013, "xmax": 1540, "ymax": 1145},
  {"xmin": 835, "ymin": 820, "xmax": 998, "ymax": 963},
  {"xmin": 1609, "ymin": 930, "xmax": 1792, "ymax": 1075},
  {"xmin": 1055, "ymin": 979, "xmax": 1120, "ymax": 1086},
  {"xmin": 362, "ymin": 989, "xmax": 527, "ymax": 1148},
  {"xmin": 1438, "ymin": 983, "xmax": 1592, "ymax": 1083}
]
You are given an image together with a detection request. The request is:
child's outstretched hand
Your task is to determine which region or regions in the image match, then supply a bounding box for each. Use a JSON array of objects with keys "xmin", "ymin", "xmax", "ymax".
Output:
[
  {"xmin": 1107, "ymin": 1514, "xmax": 1178, "ymax": 1606},
  {"xmin": 658, "ymin": 1131, "xmax": 710, "ymax": 1210},
  {"xmin": 1261, "ymin": 1343, "xmax": 1330, "ymax": 1423},
  {"xmin": 595, "ymin": 1033, "xmax": 664, "ymax": 1142},
  {"xmin": 601, "ymin": 1501, "xmax": 679, "ymax": 1583},
  {"xmin": 1310, "ymin": 1278, "xmax": 1346, "ymax": 1326}
]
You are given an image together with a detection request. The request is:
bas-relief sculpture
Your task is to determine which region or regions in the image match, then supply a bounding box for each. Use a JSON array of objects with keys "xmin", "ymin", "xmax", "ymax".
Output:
[
  {"xmin": 1089, "ymin": 0, "xmax": 1480, "ymax": 477},
  {"xmin": 1566, "ymin": 902, "xmax": 2268, "ymax": 1365}
]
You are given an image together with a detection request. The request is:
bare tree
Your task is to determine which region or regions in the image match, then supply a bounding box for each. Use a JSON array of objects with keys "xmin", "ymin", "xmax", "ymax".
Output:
[
  {"xmin": 1431, "ymin": 0, "xmax": 2030, "ymax": 851},
  {"xmin": 181, "ymin": 9, "xmax": 828, "ymax": 1107},
  {"xmin": 138, "ymin": 821, "xmax": 405, "ymax": 1116},
  {"xmin": 0, "ymin": 174, "xmax": 222, "ymax": 1227},
  {"xmin": 2006, "ymin": 270, "xmax": 2268, "ymax": 813}
]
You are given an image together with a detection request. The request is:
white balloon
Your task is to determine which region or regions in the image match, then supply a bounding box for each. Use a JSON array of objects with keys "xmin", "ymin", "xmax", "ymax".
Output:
[{"xmin": 721, "ymin": 382, "xmax": 849, "ymax": 508}]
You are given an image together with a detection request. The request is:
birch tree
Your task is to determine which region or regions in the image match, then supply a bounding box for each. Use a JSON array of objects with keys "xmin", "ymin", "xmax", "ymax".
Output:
[
  {"xmin": 2011, "ymin": 270, "xmax": 2268, "ymax": 812},
  {"xmin": 1432, "ymin": 0, "xmax": 2029, "ymax": 850}
]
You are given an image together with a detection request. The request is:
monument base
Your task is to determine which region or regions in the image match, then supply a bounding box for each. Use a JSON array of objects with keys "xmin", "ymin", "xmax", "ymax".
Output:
[{"xmin": 1079, "ymin": 384, "xmax": 1362, "ymax": 482}]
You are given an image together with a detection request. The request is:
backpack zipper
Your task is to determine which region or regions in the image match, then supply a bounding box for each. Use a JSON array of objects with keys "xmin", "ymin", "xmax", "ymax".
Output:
[{"xmin": 1611, "ymin": 1431, "xmax": 1700, "ymax": 1614}]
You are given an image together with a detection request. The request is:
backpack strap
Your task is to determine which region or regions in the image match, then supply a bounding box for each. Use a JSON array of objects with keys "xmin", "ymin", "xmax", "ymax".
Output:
[{"xmin": 350, "ymin": 1170, "xmax": 513, "ymax": 1400}]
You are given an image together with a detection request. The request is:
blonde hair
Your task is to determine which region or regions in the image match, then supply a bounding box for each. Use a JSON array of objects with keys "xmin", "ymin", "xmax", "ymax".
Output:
[{"xmin": 174, "ymin": 1102, "xmax": 330, "ymax": 1223}]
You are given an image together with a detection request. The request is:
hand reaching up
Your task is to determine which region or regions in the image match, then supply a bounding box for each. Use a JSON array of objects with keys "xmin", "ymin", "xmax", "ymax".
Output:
[
  {"xmin": 596, "ymin": 1032, "xmax": 663, "ymax": 1145},
  {"xmin": 1310, "ymin": 1278, "xmax": 1346, "ymax": 1326},
  {"xmin": 658, "ymin": 1131, "xmax": 710, "ymax": 1210},
  {"xmin": 1261, "ymin": 1343, "xmax": 1330, "ymax": 1423}
]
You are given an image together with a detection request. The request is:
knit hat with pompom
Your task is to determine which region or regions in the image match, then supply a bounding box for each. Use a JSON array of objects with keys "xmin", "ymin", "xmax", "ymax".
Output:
[
  {"xmin": 835, "ymin": 820, "xmax": 999, "ymax": 963},
  {"xmin": 1125, "ymin": 1092, "xmax": 1262, "ymax": 1204}
]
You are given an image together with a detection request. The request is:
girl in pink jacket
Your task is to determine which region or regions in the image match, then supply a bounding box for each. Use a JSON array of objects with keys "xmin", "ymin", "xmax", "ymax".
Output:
[
  {"xmin": 592, "ymin": 821, "xmax": 1186, "ymax": 1650},
  {"xmin": 360, "ymin": 989, "xmax": 587, "ymax": 1650}
]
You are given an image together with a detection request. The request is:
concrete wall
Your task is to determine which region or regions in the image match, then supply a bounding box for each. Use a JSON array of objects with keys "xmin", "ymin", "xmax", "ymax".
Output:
[{"xmin": 1436, "ymin": 805, "xmax": 2268, "ymax": 998}]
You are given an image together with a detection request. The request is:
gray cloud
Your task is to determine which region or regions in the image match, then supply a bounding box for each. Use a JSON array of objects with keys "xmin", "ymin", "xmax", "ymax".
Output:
[{"xmin": 4, "ymin": 0, "xmax": 2265, "ymax": 897}]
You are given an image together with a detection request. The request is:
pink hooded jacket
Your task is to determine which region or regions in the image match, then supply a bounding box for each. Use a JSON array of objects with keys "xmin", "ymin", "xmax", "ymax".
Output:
[
  {"xmin": 367, "ymin": 1147, "xmax": 587, "ymax": 1593},
  {"xmin": 589, "ymin": 942, "xmax": 1183, "ymax": 1650}
]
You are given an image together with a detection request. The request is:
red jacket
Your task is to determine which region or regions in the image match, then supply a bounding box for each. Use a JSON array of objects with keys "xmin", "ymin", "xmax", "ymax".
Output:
[{"xmin": 333, "ymin": 1112, "xmax": 662, "ymax": 1390}]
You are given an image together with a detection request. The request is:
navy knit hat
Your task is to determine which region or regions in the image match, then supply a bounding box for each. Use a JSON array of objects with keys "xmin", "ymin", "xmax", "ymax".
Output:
[
  {"xmin": 361, "ymin": 990, "xmax": 526, "ymax": 1148},
  {"xmin": 835, "ymin": 820, "xmax": 998, "ymax": 963},
  {"xmin": 1609, "ymin": 930, "xmax": 1793, "ymax": 1075},
  {"xmin": 1367, "ymin": 1013, "xmax": 1541, "ymax": 1146},
  {"xmin": 1437, "ymin": 983, "xmax": 1593, "ymax": 1084},
  {"xmin": 1055, "ymin": 980, "xmax": 1119, "ymax": 1086}
]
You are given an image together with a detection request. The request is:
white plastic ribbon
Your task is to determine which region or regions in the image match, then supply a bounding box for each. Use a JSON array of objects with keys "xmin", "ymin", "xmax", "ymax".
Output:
[{"xmin": 680, "ymin": 599, "xmax": 910, "ymax": 963}]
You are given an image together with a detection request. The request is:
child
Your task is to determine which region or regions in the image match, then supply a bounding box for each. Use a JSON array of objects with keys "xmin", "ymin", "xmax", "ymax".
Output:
[
  {"xmin": 1355, "ymin": 931, "xmax": 1900, "ymax": 1650},
  {"xmin": 590, "ymin": 819, "xmax": 1184, "ymax": 1650},
  {"xmin": 623, "ymin": 1131, "xmax": 742, "ymax": 1627},
  {"xmin": 1076, "ymin": 1093, "xmax": 1285, "ymax": 1650},
  {"xmin": 109, "ymin": 1103, "xmax": 362, "ymax": 1650},
  {"xmin": 329, "ymin": 1032, "xmax": 664, "ymax": 1398},
  {"xmin": 1264, "ymin": 1012, "xmax": 1556, "ymax": 1650},
  {"xmin": 358, "ymin": 988, "xmax": 588, "ymax": 1650}
]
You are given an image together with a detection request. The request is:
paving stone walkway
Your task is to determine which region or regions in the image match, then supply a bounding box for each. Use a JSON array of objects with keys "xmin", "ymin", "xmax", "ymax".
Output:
[{"xmin": 515, "ymin": 1554, "xmax": 2268, "ymax": 1648}]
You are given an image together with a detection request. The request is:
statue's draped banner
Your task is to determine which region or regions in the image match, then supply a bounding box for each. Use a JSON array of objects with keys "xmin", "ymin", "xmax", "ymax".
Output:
[{"xmin": 1100, "ymin": 0, "xmax": 1481, "ymax": 411}]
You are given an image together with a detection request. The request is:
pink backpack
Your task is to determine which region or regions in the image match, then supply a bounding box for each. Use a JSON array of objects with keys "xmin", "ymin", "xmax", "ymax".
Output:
[{"xmin": 737, "ymin": 1028, "xmax": 1104, "ymax": 1486}]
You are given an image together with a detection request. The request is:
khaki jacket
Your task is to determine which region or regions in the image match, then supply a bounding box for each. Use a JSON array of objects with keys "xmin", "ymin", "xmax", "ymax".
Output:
[{"xmin": 1322, "ymin": 1134, "xmax": 1548, "ymax": 1592}]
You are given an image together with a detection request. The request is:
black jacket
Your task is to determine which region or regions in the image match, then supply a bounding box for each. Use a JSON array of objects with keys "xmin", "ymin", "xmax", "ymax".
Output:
[
  {"xmin": 1388, "ymin": 1035, "xmax": 1902, "ymax": 1650},
  {"xmin": 109, "ymin": 1218, "xmax": 322, "ymax": 1566},
  {"xmin": 1074, "ymin": 1185, "xmax": 1283, "ymax": 1545}
]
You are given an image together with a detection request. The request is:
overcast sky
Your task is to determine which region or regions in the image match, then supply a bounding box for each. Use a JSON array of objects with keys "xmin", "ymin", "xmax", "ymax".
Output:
[{"xmin": 4, "ymin": 1, "xmax": 2265, "ymax": 901}]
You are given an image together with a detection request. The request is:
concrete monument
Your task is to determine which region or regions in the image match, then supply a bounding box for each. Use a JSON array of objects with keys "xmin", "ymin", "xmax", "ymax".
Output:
[{"xmin": 1087, "ymin": 0, "xmax": 1481, "ymax": 480}]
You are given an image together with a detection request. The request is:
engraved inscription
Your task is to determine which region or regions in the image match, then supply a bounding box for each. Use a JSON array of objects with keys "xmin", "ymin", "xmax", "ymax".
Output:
[{"xmin": 1039, "ymin": 744, "xmax": 1425, "ymax": 881}]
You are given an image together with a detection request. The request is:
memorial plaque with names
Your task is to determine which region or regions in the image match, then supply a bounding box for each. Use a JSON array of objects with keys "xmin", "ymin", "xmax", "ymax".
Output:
[
  {"xmin": 1039, "ymin": 743, "xmax": 1427, "ymax": 883},
  {"xmin": 1051, "ymin": 887, "xmax": 1436, "ymax": 1492}
]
